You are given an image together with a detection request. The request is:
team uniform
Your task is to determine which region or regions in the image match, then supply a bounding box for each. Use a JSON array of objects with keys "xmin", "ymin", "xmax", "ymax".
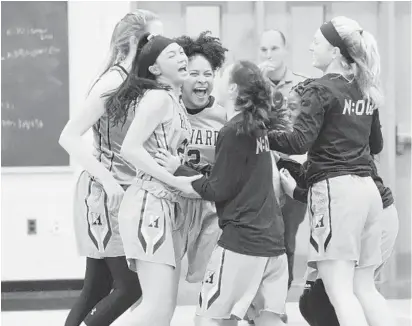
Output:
[
  {"xmin": 118, "ymin": 90, "xmax": 192, "ymax": 271},
  {"xmin": 176, "ymin": 114, "xmax": 287, "ymax": 321},
  {"xmin": 181, "ymin": 97, "xmax": 226, "ymax": 283},
  {"xmin": 298, "ymin": 159, "xmax": 398, "ymax": 326},
  {"xmin": 74, "ymin": 64, "xmax": 133, "ymax": 259},
  {"xmin": 269, "ymin": 73, "xmax": 384, "ymax": 271}
]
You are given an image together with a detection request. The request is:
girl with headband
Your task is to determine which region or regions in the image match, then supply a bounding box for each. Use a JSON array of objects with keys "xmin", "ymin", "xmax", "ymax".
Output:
[
  {"xmin": 154, "ymin": 31, "xmax": 228, "ymax": 284},
  {"xmin": 59, "ymin": 10, "xmax": 162, "ymax": 326},
  {"xmin": 268, "ymin": 16, "xmax": 394, "ymax": 326},
  {"xmin": 104, "ymin": 33, "xmax": 200, "ymax": 326}
]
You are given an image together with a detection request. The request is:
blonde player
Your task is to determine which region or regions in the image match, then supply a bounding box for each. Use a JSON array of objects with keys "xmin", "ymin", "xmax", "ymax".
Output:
[
  {"xmin": 59, "ymin": 11, "xmax": 163, "ymax": 326},
  {"xmin": 103, "ymin": 33, "xmax": 201, "ymax": 326},
  {"xmin": 268, "ymin": 16, "xmax": 394, "ymax": 326},
  {"xmin": 154, "ymin": 31, "xmax": 228, "ymax": 283},
  {"xmin": 279, "ymin": 157, "xmax": 398, "ymax": 326}
]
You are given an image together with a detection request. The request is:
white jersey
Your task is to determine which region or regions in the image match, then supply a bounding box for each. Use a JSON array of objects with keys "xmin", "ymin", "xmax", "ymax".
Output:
[{"xmin": 185, "ymin": 97, "xmax": 226, "ymax": 169}]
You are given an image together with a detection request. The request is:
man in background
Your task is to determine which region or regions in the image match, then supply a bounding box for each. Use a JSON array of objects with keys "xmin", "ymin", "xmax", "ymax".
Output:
[{"xmin": 258, "ymin": 30, "xmax": 308, "ymax": 323}]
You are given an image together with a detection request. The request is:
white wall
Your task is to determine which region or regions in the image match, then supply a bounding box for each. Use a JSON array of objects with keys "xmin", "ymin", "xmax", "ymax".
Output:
[{"xmin": 1, "ymin": 1, "xmax": 131, "ymax": 281}]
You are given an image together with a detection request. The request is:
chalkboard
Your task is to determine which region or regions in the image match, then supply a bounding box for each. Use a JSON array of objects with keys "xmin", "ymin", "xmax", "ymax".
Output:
[{"xmin": 1, "ymin": 1, "xmax": 70, "ymax": 167}]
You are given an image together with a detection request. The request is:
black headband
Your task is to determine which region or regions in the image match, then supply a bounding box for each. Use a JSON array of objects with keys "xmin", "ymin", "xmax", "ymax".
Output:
[
  {"xmin": 137, "ymin": 35, "xmax": 175, "ymax": 78},
  {"xmin": 320, "ymin": 21, "xmax": 354, "ymax": 64}
]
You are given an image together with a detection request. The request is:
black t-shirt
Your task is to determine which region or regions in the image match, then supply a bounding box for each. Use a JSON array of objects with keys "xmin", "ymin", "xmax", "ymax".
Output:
[
  {"xmin": 269, "ymin": 74, "xmax": 383, "ymax": 186},
  {"xmin": 176, "ymin": 113, "xmax": 285, "ymax": 257}
]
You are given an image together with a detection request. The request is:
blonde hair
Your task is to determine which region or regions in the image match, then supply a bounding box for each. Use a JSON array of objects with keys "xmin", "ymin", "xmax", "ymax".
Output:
[
  {"xmin": 331, "ymin": 16, "xmax": 384, "ymax": 108},
  {"xmin": 98, "ymin": 10, "xmax": 159, "ymax": 80}
]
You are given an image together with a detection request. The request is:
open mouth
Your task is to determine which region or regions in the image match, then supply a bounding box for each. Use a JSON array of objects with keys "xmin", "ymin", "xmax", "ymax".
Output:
[
  {"xmin": 178, "ymin": 65, "xmax": 187, "ymax": 73},
  {"xmin": 193, "ymin": 88, "xmax": 207, "ymax": 98}
]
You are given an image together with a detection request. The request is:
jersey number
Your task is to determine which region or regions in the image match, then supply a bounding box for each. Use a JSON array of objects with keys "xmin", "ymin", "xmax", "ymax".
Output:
[{"xmin": 188, "ymin": 149, "xmax": 200, "ymax": 164}]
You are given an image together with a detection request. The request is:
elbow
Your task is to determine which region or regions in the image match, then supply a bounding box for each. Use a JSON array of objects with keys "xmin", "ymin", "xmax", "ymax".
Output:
[
  {"xmin": 370, "ymin": 142, "xmax": 383, "ymax": 155},
  {"xmin": 58, "ymin": 128, "xmax": 71, "ymax": 150},
  {"xmin": 120, "ymin": 143, "xmax": 132, "ymax": 162}
]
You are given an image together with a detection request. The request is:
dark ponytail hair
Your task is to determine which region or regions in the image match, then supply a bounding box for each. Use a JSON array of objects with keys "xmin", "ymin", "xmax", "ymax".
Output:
[
  {"xmin": 103, "ymin": 32, "xmax": 168, "ymax": 128},
  {"xmin": 229, "ymin": 61, "xmax": 290, "ymax": 136}
]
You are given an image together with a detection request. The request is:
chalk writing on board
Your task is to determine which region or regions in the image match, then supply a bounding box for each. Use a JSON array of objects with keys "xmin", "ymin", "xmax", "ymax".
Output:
[
  {"xmin": 6, "ymin": 27, "xmax": 54, "ymax": 40},
  {"xmin": 2, "ymin": 119, "xmax": 44, "ymax": 130},
  {"xmin": 1, "ymin": 102, "xmax": 16, "ymax": 110},
  {"xmin": 1, "ymin": 46, "xmax": 61, "ymax": 61}
]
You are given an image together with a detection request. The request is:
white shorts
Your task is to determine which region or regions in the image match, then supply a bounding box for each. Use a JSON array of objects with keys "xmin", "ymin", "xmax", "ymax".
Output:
[
  {"xmin": 197, "ymin": 246, "xmax": 288, "ymax": 321},
  {"xmin": 307, "ymin": 175, "xmax": 383, "ymax": 269},
  {"xmin": 73, "ymin": 171, "xmax": 125, "ymax": 258}
]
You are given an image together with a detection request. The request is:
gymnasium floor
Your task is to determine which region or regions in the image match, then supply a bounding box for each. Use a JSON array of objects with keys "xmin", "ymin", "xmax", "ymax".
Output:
[{"xmin": 1, "ymin": 300, "xmax": 411, "ymax": 326}]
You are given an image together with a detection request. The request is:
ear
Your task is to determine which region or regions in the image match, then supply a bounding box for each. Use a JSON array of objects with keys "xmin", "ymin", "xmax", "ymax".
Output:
[
  {"xmin": 148, "ymin": 64, "xmax": 161, "ymax": 76},
  {"xmin": 228, "ymin": 83, "xmax": 238, "ymax": 99},
  {"xmin": 332, "ymin": 46, "xmax": 340, "ymax": 60}
]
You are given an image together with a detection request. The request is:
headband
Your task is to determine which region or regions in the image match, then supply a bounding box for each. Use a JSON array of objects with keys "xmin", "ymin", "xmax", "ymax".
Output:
[
  {"xmin": 137, "ymin": 35, "xmax": 175, "ymax": 78},
  {"xmin": 320, "ymin": 21, "xmax": 354, "ymax": 64}
]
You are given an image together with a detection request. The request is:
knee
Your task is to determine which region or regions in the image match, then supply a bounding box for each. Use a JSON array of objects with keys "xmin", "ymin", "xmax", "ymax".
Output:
[
  {"xmin": 139, "ymin": 301, "xmax": 175, "ymax": 326},
  {"xmin": 353, "ymin": 280, "xmax": 380, "ymax": 302},
  {"xmin": 114, "ymin": 281, "xmax": 142, "ymax": 306}
]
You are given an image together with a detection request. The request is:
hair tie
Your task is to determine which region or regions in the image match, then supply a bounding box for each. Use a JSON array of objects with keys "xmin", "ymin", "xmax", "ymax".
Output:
[{"xmin": 147, "ymin": 34, "xmax": 155, "ymax": 41}]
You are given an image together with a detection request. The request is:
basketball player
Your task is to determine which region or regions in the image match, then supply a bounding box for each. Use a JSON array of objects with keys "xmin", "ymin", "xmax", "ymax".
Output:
[
  {"xmin": 103, "ymin": 33, "xmax": 201, "ymax": 326},
  {"xmin": 153, "ymin": 31, "xmax": 228, "ymax": 283},
  {"xmin": 59, "ymin": 11, "xmax": 163, "ymax": 326},
  {"xmin": 279, "ymin": 158, "xmax": 398, "ymax": 326},
  {"xmin": 268, "ymin": 16, "xmax": 395, "ymax": 326},
  {"xmin": 259, "ymin": 30, "xmax": 308, "ymax": 300},
  {"xmin": 175, "ymin": 61, "xmax": 289, "ymax": 326}
]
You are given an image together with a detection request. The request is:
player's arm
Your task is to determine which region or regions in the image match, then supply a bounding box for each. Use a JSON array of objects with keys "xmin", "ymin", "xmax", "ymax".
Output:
[
  {"xmin": 184, "ymin": 161, "xmax": 213, "ymax": 176},
  {"xmin": 268, "ymin": 86, "xmax": 327, "ymax": 154},
  {"xmin": 293, "ymin": 186, "xmax": 308, "ymax": 203},
  {"xmin": 279, "ymin": 168, "xmax": 308, "ymax": 204},
  {"xmin": 59, "ymin": 71, "xmax": 124, "ymax": 186},
  {"xmin": 276, "ymin": 157, "xmax": 306, "ymax": 186},
  {"xmin": 120, "ymin": 90, "xmax": 180, "ymax": 187},
  {"xmin": 190, "ymin": 128, "xmax": 244, "ymax": 202},
  {"xmin": 369, "ymin": 108, "xmax": 383, "ymax": 155}
]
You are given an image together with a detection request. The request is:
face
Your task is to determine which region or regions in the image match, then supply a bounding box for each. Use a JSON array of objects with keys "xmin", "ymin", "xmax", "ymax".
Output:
[
  {"xmin": 309, "ymin": 29, "xmax": 335, "ymax": 71},
  {"xmin": 155, "ymin": 42, "xmax": 188, "ymax": 84},
  {"xmin": 181, "ymin": 55, "xmax": 214, "ymax": 109},
  {"xmin": 147, "ymin": 19, "xmax": 164, "ymax": 36},
  {"xmin": 259, "ymin": 31, "xmax": 287, "ymax": 71}
]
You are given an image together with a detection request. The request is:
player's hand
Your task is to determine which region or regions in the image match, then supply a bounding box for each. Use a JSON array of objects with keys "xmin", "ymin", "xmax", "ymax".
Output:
[
  {"xmin": 101, "ymin": 178, "xmax": 125, "ymax": 211},
  {"xmin": 279, "ymin": 168, "xmax": 297, "ymax": 198},
  {"xmin": 154, "ymin": 148, "xmax": 181, "ymax": 174},
  {"xmin": 173, "ymin": 175, "xmax": 203, "ymax": 197},
  {"xmin": 272, "ymin": 151, "xmax": 281, "ymax": 163}
]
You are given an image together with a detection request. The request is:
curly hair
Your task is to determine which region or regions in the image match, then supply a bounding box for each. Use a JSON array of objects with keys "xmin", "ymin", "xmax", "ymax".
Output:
[{"xmin": 174, "ymin": 31, "xmax": 227, "ymax": 71}]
